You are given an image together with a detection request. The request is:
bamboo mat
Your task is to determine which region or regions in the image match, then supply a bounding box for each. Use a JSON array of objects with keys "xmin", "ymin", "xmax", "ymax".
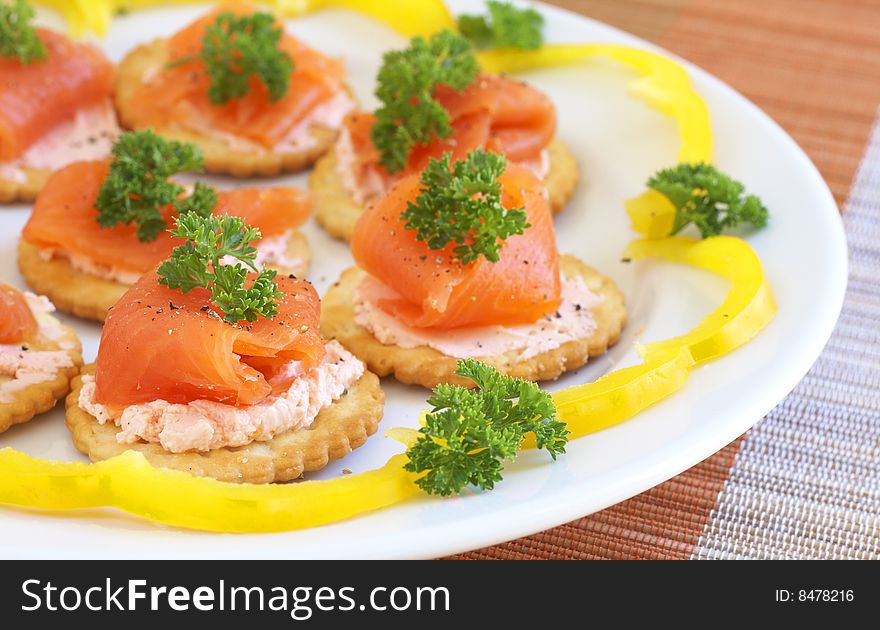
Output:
[{"xmin": 453, "ymin": 0, "xmax": 880, "ymax": 560}]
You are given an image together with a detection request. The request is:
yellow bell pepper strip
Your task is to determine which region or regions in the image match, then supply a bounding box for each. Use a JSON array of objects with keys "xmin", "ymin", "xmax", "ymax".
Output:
[
  {"xmin": 625, "ymin": 236, "xmax": 776, "ymax": 365},
  {"xmin": 539, "ymin": 347, "xmax": 695, "ymax": 444},
  {"xmin": 385, "ymin": 426, "xmax": 422, "ymax": 446},
  {"xmin": 475, "ymin": 45, "xmax": 713, "ymax": 238},
  {"xmin": 0, "ymin": 448, "xmax": 420, "ymax": 533},
  {"xmin": 522, "ymin": 235, "xmax": 775, "ymax": 447},
  {"xmin": 33, "ymin": 0, "xmax": 102, "ymax": 36},
  {"xmin": 36, "ymin": 0, "xmax": 456, "ymax": 38},
  {"xmin": 0, "ymin": 236, "xmax": 774, "ymax": 529},
  {"xmin": 476, "ymin": 44, "xmax": 712, "ymax": 165},
  {"xmin": 625, "ymin": 189, "xmax": 677, "ymax": 238},
  {"xmin": 274, "ymin": 0, "xmax": 455, "ymax": 37},
  {"xmin": 518, "ymin": 348, "xmax": 693, "ymax": 448}
]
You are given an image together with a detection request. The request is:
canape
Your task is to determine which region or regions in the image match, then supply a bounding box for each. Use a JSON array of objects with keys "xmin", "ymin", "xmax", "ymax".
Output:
[
  {"xmin": 67, "ymin": 216, "xmax": 383, "ymax": 484},
  {"xmin": 0, "ymin": 0, "xmax": 119, "ymax": 202},
  {"xmin": 321, "ymin": 150, "xmax": 624, "ymax": 389},
  {"xmin": 311, "ymin": 29, "xmax": 578, "ymax": 241},
  {"xmin": 18, "ymin": 131, "xmax": 312, "ymax": 322},
  {"xmin": 1, "ymin": 284, "xmax": 83, "ymax": 433},
  {"xmin": 114, "ymin": 2, "xmax": 355, "ymax": 177}
]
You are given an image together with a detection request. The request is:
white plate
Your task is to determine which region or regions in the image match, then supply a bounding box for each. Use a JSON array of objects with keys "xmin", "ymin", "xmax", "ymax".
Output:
[{"xmin": 0, "ymin": 1, "xmax": 846, "ymax": 558}]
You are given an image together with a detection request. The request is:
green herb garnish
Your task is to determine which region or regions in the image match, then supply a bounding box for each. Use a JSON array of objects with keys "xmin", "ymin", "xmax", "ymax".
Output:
[
  {"xmin": 0, "ymin": 0, "xmax": 47, "ymax": 64},
  {"xmin": 404, "ymin": 359, "xmax": 568, "ymax": 496},
  {"xmin": 95, "ymin": 130, "xmax": 215, "ymax": 242},
  {"xmin": 402, "ymin": 149, "xmax": 527, "ymax": 265},
  {"xmin": 158, "ymin": 213, "xmax": 282, "ymax": 324},
  {"xmin": 648, "ymin": 162, "xmax": 769, "ymax": 238},
  {"xmin": 372, "ymin": 29, "xmax": 478, "ymax": 173},
  {"xmin": 458, "ymin": 1, "xmax": 544, "ymax": 51},
  {"xmin": 168, "ymin": 10, "xmax": 293, "ymax": 104}
]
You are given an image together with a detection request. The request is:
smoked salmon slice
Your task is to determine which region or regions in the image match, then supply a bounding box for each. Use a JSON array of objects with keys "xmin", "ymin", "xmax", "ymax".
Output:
[
  {"xmin": 350, "ymin": 164, "xmax": 561, "ymax": 329},
  {"xmin": 95, "ymin": 271, "xmax": 325, "ymax": 407},
  {"xmin": 344, "ymin": 73, "xmax": 556, "ymax": 190},
  {"xmin": 0, "ymin": 28, "xmax": 114, "ymax": 162},
  {"xmin": 21, "ymin": 160, "xmax": 312, "ymax": 279},
  {"xmin": 123, "ymin": 2, "xmax": 346, "ymax": 148},
  {"xmin": 0, "ymin": 284, "xmax": 38, "ymax": 343}
]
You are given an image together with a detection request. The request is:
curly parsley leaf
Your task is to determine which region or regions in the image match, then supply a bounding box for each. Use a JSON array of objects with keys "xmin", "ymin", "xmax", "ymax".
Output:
[
  {"xmin": 648, "ymin": 162, "xmax": 769, "ymax": 238},
  {"xmin": 169, "ymin": 10, "xmax": 294, "ymax": 104},
  {"xmin": 372, "ymin": 29, "xmax": 478, "ymax": 173},
  {"xmin": 405, "ymin": 359, "xmax": 568, "ymax": 496},
  {"xmin": 401, "ymin": 149, "xmax": 527, "ymax": 265},
  {"xmin": 174, "ymin": 181, "xmax": 217, "ymax": 218},
  {"xmin": 0, "ymin": 0, "xmax": 47, "ymax": 64},
  {"xmin": 158, "ymin": 213, "xmax": 282, "ymax": 324},
  {"xmin": 458, "ymin": 1, "xmax": 544, "ymax": 51},
  {"xmin": 483, "ymin": 1, "xmax": 543, "ymax": 49},
  {"xmin": 95, "ymin": 130, "xmax": 214, "ymax": 242}
]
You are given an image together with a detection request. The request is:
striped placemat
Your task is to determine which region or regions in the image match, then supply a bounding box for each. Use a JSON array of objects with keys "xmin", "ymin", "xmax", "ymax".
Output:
[
  {"xmin": 453, "ymin": 0, "xmax": 880, "ymax": 560},
  {"xmin": 694, "ymin": 123, "xmax": 880, "ymax": 559}
]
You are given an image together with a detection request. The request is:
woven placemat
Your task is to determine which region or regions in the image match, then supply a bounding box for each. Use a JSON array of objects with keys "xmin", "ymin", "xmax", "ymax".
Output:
[
  {"xmin": 453, "ymin": 0, "xmax": 880, "ymax": 560},
  {"xmin": 694, "ymin": 119, "xmax": 880, "ymax": 559}
]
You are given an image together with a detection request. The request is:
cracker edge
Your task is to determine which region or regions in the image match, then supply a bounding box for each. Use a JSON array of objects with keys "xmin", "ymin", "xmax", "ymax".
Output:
[
  {"xmin": 114, "ymin": 39, "xmax": 350, "ymax": 177},
  {"xmin": 0, "ymin": 168, "xmax": 52, "ymax": 204},
  {"xmin": 66, "ymin": 364, "xmax": 385, "ymax": 484},
  {"xmin": 0, "ymin": 323, "xmax": 83, "ymax": 433},
  {"xmin": 18, "ymin": 234, "xmax": 310, "ymax": 322},
  {"xmin": 320, "ymin": 254, "xmax": 627, "ymax": 389},
  {"xmin": 311, "ymin": 137, "xmax": 580, "ymax": 243}
]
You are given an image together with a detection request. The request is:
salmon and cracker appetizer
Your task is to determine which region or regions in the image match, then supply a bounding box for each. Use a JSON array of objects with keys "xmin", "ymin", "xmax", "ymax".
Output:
[
  {"xmin": 67, "ymin": 215, "xmax": 382, "ymax": 483},
  {"xmin": 321, "ymin": 150, "xmax": 623, "ymax": 389},
  {"xmin": 311, "ymin": 29, "xmax": 578, "ymax": 241},
  {"xmin": 114, "ymin": 2, "xmax": 355, "ymax": 177},
  {"xmin": 0, "ymin": 0, "xmax": 119, "ymax": 202},
  {"xmin": 0, "ymin": 283, "xmax": 82, "ymax": 433},
  {"xmin": 18, "ymin": 130, "xmax": 313, "ymax": 322}
]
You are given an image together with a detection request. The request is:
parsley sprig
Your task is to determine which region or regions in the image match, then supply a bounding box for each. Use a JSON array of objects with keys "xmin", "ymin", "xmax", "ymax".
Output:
[
  {"xmin": 648, "ymin": 162, "xmax": 769, "ymax": 238},
  {"xmin": 158, "ymin": 213, "xmax": 282, "ymax": 324},
  {"xmin": 372, "ymin": 29, "xmax": 478, "ymax": 173},
  {"xmin": 405, "ymin": 359, "xmax": 568, "ymax": 496},
  {"xmin": 458, "ymin": 0, "xmax": 544, "ymax": 51},
  {"xmin": 168, "ymin": 10, "xmax": 293, "ymax": 104},
  {"xmin": 0, "ymin": 0, "xmax": 47, "ymax": 64},
  {"xmin": 95, "ymin": 130, "xmax": 216, "ymax": 243},
  {"xmin": 402, "ymin": 149, "xmax": 528, "ymax": 265}
]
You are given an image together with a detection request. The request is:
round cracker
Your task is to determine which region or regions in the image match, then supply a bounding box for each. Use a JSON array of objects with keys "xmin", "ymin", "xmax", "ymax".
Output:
[
  {"xmin": 0, "ymin": 313, "xmax": 83, "ymax": 433},
  {"xmin": 115, "ymin": 39, "xmax": 348, "ymax": 177},
  {"xmin": 18, "ymin": 232, "xmax": 310, "ymax": 322},
  {"xmin": 0, "ymin": 167, "xmax": 52, "ymax": 204},
  {"xmin": 321, "ymin": 255, "xmax": 626, "ymax": 389},
  {"xmin": 66, "ymin": 364, "xmax": 384, "ymax": 484},
  {"xmin": 311, "ymin": 137, "xmax": 580, "ymax": 242}
]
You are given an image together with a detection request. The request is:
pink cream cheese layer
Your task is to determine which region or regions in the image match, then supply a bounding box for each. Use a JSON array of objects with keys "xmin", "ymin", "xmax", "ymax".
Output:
[
  {"xmin": 40, "ymin": 230, "xmax": 304, "ymax": 286},
  {"xmin": 0, "ymin": 293, "xmax": 76, "ymax": 403},
  {"xmin": 37, "ymin": 248, "xmax": 143, "ymax": 285},
  {"xmin": 78, "ymin": 341, "xmax": 364, "ymax": 453},
  {"xmin": 223, "ymin": 230, "xmax": 304, "ymax": 272},
  {"xmin": 0, "ymin": 101, "xmax": 119, "ymax": 183},
  {"xmin": 334, "ymin": 125, "xmax": 551, "ymax": 206},
  {"xmin": 354, "ymin": 274, "xmax": 603, "ymax": 360},
  {"xmin": 168, "ymin": 90, "xmax": 355, "ymax": 154}
]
